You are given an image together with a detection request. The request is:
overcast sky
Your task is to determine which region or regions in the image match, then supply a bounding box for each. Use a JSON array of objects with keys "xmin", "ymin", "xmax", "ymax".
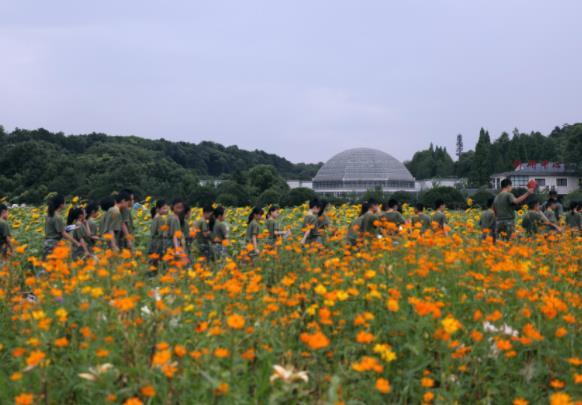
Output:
[{"xmin": 1, "ymin": 1, "xmax": 581, "ymax": 164}]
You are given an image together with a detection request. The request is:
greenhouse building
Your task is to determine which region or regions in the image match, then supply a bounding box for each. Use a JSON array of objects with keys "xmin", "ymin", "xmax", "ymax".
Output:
[{"xmin": 312, "ymin": 147, "xmax": 416, "ymax": 196}]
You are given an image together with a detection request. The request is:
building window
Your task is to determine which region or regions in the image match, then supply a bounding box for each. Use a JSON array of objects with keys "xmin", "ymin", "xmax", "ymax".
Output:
[
  {"xmin": 534, "ymin": 178, "xmax": 546, "ymax": 187},
  {"xmin": 557, "ymin": 178, "xmax": 567, "ymax": 187},
  {"xmin": 511, "ymin": 176, "xmax": 528, "ymax": 187}
]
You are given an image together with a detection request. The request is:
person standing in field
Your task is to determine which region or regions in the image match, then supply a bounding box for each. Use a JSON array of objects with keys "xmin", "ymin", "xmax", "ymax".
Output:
[
  {"xmin": 381, "ymin": 199, "xmax": 406, "ymax": 234},
  {"xmin": 66, "ymin": 207, "xmax": 91, "ymax": 260},
  {"xmin": 411, "ymin": 203, "xmax": 431, "ymax": 233},
  {"xmin": 564, "ymin": 202, "xmax": 581, "ymax": 232},
  {"xmin": 360, "ymin": 198, "xmax": 381, "ymax": 238},
  {"xmin": 120, "ymin": 188, "xmax": 135, "ymax": 251},
  {"xmin": 193, "ymin": 205, "xmax": 213, "ymax": 261},
  {"xmin": 346, "ymin": 202, "xmax": 370, "ymax": 246},
  {"xmin": 492, "ymin": 179, "xmax": 533, "ymax": 239},
  {"xmin": 521, "ymin": 200, "xmax": 560, "ymax": 236},
  {"xmin": 168, "ymin": 199, "xmax": 187, "ymax": 260},
  {"xmin": 101, "ymin": 191, "xmax": 132, "ymax": 252},
  {"xmin": 181, "ymin": 203, "xmax": 193, "ymax": 260},
  {"xmin": 265, "ymin": 205, "xmax": 290, "ymax": 245},
  {"xmin": 543, "ymin": 199, "xmax": 561, "ymax": 233},
  {"xmin": 246, "ymin": 207, "xmax": 264, "ymax": 256},
  {"xmin": 543, "ymin": 190, "xmax": 564, "ymax": 220},
  {"xmin": 44, "ymin": 194, "xmax": 79, "ymax": 258},
  {"xmin": 211, "ymin": 206, "xmax": 228, "ymax": 260},
  {"xmin": 85, "ymin": 202, "xmax": 100, "ymax": 251},
  {"xmin": 317, "ymin": 201, "xmax": 332, "ymax": 243},
  {"xmin": 478, "ymin": 198, "xmax": 496, "ymax": 241},
  {"xmin": 147, "ymin": 199, "xmax": 170, "ymax": 270},
  {"xmin": 301, "ymin": 199, "xmax": 323, "ymax": 245},
  {"xmin": 0, "ymin": 204, "xmax": 13, "ymax": 259},
  {"xmin": 431, "ymin": 199, "xmax": 448, "ymax": 235}
]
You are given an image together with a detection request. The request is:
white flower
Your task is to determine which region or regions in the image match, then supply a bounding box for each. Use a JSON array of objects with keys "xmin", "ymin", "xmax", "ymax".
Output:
[{"xmin": 270, "ymin": 365, "xmax": 309, "ymax": 384}]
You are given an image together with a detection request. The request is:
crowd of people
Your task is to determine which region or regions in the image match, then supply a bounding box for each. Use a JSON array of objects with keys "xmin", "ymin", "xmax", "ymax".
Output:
[{"xmin": 0, "ymin": 180, "xmax": 580, "ymax": 265}]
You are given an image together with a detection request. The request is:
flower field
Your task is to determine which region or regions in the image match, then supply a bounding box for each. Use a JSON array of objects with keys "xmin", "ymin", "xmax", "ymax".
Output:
[{"xmin": 0, "ymin": 203, "xmax": 580, "ymax": 404}]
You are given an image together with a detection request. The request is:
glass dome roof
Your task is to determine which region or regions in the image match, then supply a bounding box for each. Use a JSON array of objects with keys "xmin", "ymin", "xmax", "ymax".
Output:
[{"xmin": 313, "ymin": 148, "xmax": 415, "ymax": 182}]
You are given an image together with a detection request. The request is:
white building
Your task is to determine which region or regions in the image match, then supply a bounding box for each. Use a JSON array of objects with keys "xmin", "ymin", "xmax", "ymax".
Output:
[
  {"xmin": 415, "ymin": 177, "xmax": 467, "ymax": 191},
  {"xmin": 286, "ymin": 180, "xmax": 313, "ymax": 189},
  {"xmin": 491, "ymin": 162, "xmax": 581, "ymax": 195}
]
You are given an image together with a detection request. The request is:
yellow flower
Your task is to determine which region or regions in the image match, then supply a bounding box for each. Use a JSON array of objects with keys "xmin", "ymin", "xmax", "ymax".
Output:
[{"xmin": 441, "ymin": 315, "xmax": 462, "ymax": 335}]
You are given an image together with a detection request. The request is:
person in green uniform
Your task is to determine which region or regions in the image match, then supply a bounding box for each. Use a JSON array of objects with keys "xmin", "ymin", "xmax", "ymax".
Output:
[
  {"xmin": 147, "ymin": 200, "xmax": 171, "ymax": 269},
  {"xmin": 85, "ymin": 202, "xmax": 100, "ymax": 251},
  {"xmin": 478, "ymin": 198, "xmax": 496, "ymax": 241},
  {"xmin": 346, "ymin": 202, "xmax": 370, "ymax": 246},
  {"xmin": 181, "ymin": 204, "xmax": 193, "ymax": 260},
  {"xmin": 564, "ymin": 202, "xmax": 582, "ymax": 232},
  {"xmin": 317, "ymin": 202, "xmax": 332, "ymax": 243},
  {"xmin": 246, "ymin": 207, "xmax": 264, "ymax": 256},
  {"xmin": 101, "ymin": 191, "xmax": 132, "ymax": 252},
  {"xmin": 381, "ymin": 199, "xmax": 407, "ymax": 234},
  {"xmin": 543, "ymin": 190, "xmax": 564, "ymax": 221},
  {"xmin": 492, "ymin": 179, "xmax": 534, "ymax": 240},
  {"xmin": 411, "ymin": 203, "xmax": 431, "ymax": 233},
  {"xmin": 44, "ymin": 194, "xmax": 78, "ymax": 258},
  {"xmin": 211, "ymin": 206, "xmax": 229, "ymax": 260},
  {"xmin": 522, "ymin": 200, "xmax": 560, "ymax": 236},
  {"xmin": 169, "ymin": 199, "xmax": 186, "ymax": 259},
  {"xmin": 301, "ymin": 199, "xmax": 323, "ymax": 245},
  {"xmin": 543, "ymin": 199, "xmax": 561, "ymax": 233},
  {"xmin": 193, "ymin": 205, "xmax": 214, "ymax": 261},
  {"xmin": 120, "ymin": 188, "xmax": 135, "ymax": 251},
  {"xmin": 431, "ymin": 199, "xmax": 448, "ymax": 235},
  {"xmin": 360, "ymin": 198, "xmax": 380, "ymax": 237},
  {"xmin": 99, "ymin": 197, "xmax": 115, "ymax": 236},
  {"xmin": 265, "ymin": 205, "xmax": 290, "ymax": 245},
  {"xmin": 0, "ymin": 204, "xmax": 13, "ymax": 259},
  {"xmin": 66, "ymin": 207, "xmax": 91, "ymax": 260}
]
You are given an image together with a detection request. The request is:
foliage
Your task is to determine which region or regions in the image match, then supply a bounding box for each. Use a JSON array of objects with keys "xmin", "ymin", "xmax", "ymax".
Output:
[
  {"xmin": 280, "ymin": 188, "xmax": 317, "ymax": 207},
  {"xmin": 470, "ymin": 189, "xmax": 495, "ymax": 209},
  {"xmin": 420, "ymin": 186, "xmax": 466, "ymax": 209},
  {"xmin": 0, "ymin": 127, "xmax": 320, "ymax": 204}
]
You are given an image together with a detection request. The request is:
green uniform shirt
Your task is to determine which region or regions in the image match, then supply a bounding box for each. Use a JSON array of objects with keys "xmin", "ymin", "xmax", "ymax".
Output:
[
  {"xmin": 347, "ymin": 215, "xmax": 364, "ymax": 242},
  {"xmin": 361, "ymin": 212, "xmax": 379, "ymax": 235},
  {"xmin": 432, "ymin": 211, "xmax": 447, "ymax": 229},
  {"xmin": 212, "ymin": 220, "xmax": 228, "ymax": 242},
  {"xmin": 121, "ymin": 207, "xmax": 134, "ymax": 234},
  {"xmin": 318, "ymin": 214, "xmax": 330, "ymax": 230},
  {"xmin": 0, "ymin": 219, "xmax": 11, "ymax": 246},
  {"xmin": 412, "ymin": 213, "xmax": 431, "ymax": 232},
  {"xmin": 522, "ymin": 210, "xmax": 547, "ymax": 234},
  {"xmin": 45, "ymin": 215, "xmax": 65, "ymax": 240},
  {"xmin": 479, "ymin": 210, "xmax": 496, "ymax": 231},
  {"xmin": 382, "ymin": 211, "xmax": 406, "ymax": 226},
  {"xmin": 168, "ymin": 214, "xmax": 182, "ymax": 238},
  {"xmin": 493, "ymin": 191, "xmax": 517, "ymax": 221},
  {"xmin": 544, "ymin": 210, "xmax": 558, "ymax": 225},
  {"xmin": 565, "ymin": 211, "xmax": 581, "ymax": 229},
  {"xmin": 246, "ymin": 219, "xmax": 260, "ymax": 242},
  {"xmin": 102, "ymin": 206, "xmax": 123, "ymax": 233},
  {"xmin": 194, "ymin": 218, "xmax": 211, "ymax": 244},
  {"xmin": 88, "ymin": 219, "xmax": 99, "ymax": 237},
  {"xmin": 150, "ymin": 215, "xmax": 170, "ymax": 239},
  {"xmin": 303, "ymin": 214, "xmax": 320, "ymax": 241},
  {"xmin": 266, "ymin": 218, "xmax": 281, "ymax": 243}
]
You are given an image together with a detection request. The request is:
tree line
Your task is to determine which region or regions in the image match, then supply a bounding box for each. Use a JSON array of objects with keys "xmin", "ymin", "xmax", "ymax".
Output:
[
  {"xmin": 404, "ymin": 123, "xmax": 582, "ymax": 186},
  {"xmin": 0, "ymin": 126, "xmax": 320, "ymax": 205}
]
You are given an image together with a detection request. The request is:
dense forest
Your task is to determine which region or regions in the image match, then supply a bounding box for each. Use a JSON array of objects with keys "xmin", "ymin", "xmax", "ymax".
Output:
[
  {"xmin": 404, "ymin": 123, "xmax": 582, "ymax": 186},
  {"xmin": 0, "ymin": 126, "xmax": 320, "ymax": 205},
  {"xmin": 1, "ymin": 123, "xmax": 580, "ymax": 205}
]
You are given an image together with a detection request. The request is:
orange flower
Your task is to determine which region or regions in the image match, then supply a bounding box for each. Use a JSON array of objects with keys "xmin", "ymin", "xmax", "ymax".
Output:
[
  {"xmin": 241, "ymin": 348, "xmax": 256, "ymax": 361},
  {"xmin": 421, "ymin": 377, "xmax": 434, "ymax": 388},
  {"xmin": 356, "ymin": 331, "xmax": 375, "ymax": 344},
  {"xmin": 549, "ymin": 379, "xmax": 565, "ymax": 389},
  {"xmin": 549, "ymin": 392, "xmax": 572, "ymax": 405},
  {"xmin": 26, "ymin": 350, "xmax": 45, "ymax": 369},
  {"xmin": 496, "ymin": 339, "xmax": 512, "ymax": 351},
  {"xmin": 375, "ymin": 378, "xmax": 391, "ymax": 394},
  {"xmin": 351, "ymin": 356, "xmax": 384, "ymax": 373},
  {"xmin": 513, "ymin": 398, "xmax": 528, "ymax": 405},
  {"xmin": 54, "ymin": 337, "xmax": 69, "ymax": 347},
  {"xmin": 214, "ymin": 382, "xmax": 229, "ymax": 396},
  {"xmin": 226, "ymin": 314, "xmax": 245, "ymax": 330},
  {"xmin": 140, "ymin": 385, "xmax": 156, "ymax": 397},
  {"xmin": 300, "ymin": 331, "xmax": 330, "ymax": 350},
  {"xmin": 423, "ymin": 392, "xmax": 435, "ymax": 402},
  {"xmin": 152, "ymin": 350, "xmax": 172, "ymax": 367},
  {"xmin": 174, "ymin": 345, "xmax": 187, "ymax": 358},
  {"xmin": 214, "ymin": 348, "xmax": 230, "ymax": 358},
  {"xmin": 14, "ymin": 393, "xmax": 34, "ymax": 405},
  {"xmin": 123, "ymin": 398, "xmax": 143, "ymax": 405}
]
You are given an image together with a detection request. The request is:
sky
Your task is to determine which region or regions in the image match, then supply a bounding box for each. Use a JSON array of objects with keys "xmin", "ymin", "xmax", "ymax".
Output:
[{"xmin": 1, "ymin": 1, "xmax": 581, "ymax": 164}]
